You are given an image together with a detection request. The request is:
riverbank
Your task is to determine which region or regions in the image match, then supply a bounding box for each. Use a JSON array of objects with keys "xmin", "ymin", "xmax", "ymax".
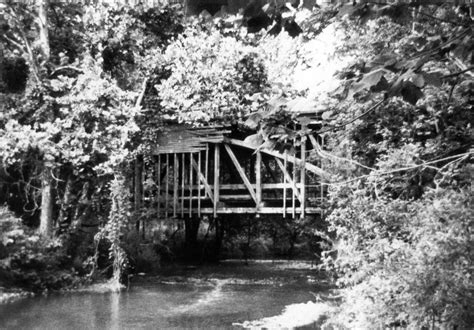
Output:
[{"xmin": 0, "ymin": 287, "xmax": 32, "ymax": 304}]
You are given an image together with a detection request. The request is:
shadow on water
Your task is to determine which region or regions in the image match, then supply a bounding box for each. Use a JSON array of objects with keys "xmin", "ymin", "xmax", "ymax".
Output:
[{"xmin": 0, "ymin": 260, "xmax": 331, "ymax": 329}]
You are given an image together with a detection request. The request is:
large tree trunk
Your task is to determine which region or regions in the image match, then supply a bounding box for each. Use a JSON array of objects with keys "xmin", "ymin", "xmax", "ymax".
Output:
[
  {"xmin": 37, "ymin": 0, "xmax": 50, "ymax": 63},
  {"xmin": 37, "ymin": 0, "xmax": 53, "ymax": 237},
  {"xmin": 39, "ymin": 162, "xmax": 53, "ymax": 236}
]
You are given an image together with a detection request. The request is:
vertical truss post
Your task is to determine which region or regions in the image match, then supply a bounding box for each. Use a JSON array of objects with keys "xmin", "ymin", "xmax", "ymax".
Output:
[
  {"xmin": 300, "ymin": 134, "xmax": 306, "ymax": 218},
  {"xmin": 198, "ymin": 151, "xmax": 202, "ymax": 217},
  {"xmin": 283, "ymin": 151, "xmax": 287, "ymax": 217},
  {"xmin": 292, "ymin": 151, "xmax": 296, "ymax": 219},
  {"xmin": 256, "ymin": 150, "xmax": 262, "ymax": 210},
  {"xmin": 320, "ymin": 134, "xmax": 325, "ymax": 219},
  {"xmin": 157, "ymin": 155, "xmax": 161, "ymax": 219},
  {"xmin": 189, "ymin": 152, "xmax": 193, "ymax": 217},
  {"xmin": 141, "ymin": 158, "xmax": 146, "ymax": 238},
  {"xmin": 181, "ymin": 153, "xmax": 185, "ymax": 217},
  {"xmin": 205, "ymin": 144, "xmax": 209, "ymax": 199},
  {"xmin": 173, "ymin": 153, "xmax": 178, "ymax": 218},
  {"xmin": 165, "ymin": 154, "xmax": 169, "ymax": 219},
  {"xmin": 214, "ymin": 144, "xmax": 220, "ymax": 218}
]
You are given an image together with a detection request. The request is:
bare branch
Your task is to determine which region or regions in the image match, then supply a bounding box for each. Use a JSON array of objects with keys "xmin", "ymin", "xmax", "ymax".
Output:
[{"xmin": 318, "ymin": 98, "xmax": 386, "ymax": 134}]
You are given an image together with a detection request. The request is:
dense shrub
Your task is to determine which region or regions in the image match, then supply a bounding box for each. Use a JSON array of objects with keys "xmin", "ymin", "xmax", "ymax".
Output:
[
  {"xmin": 0, "ymin": 207, "xmax": 82, "ymax": 292},
  {"xmin": 323, "ymin": 187, "xmax": 473, "ymax": 328}
]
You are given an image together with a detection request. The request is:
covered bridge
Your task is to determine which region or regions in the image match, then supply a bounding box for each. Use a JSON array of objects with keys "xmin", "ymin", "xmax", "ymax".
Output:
[{"xmin": 133, "ymin": 122, "xmax": 328, "ymax": 227}]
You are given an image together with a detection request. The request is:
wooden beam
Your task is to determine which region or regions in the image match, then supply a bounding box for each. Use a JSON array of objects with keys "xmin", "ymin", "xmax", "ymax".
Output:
[
  {"xmin": 308, "ymin": 134, "xmax": 319, "ymax": 150},
  {"xmin": 173, "ymin": 153, "xmax": 178, "ymax": 217},
  {"xmin": 274, "ymin": 158, "xmax": 301, "ymax": 201},
  {"xmin": 180, "ymin": 207, "xmax": 322, "ymax": 214},
  {"xmin": 320, "ymin": 135, "xmax": 325, "ymax": 219},
  {"xmin": 256, "ymin": 150, "xmax": 262, "ymax": 209},
  {"xmin": 224, "ymin": 144, "xmax": 258, "ymax": 204},
  {"xmin": 292, "ymin": 150, "xmax": 296, "ymax": 219},
  {"xmin": 165, "ymin": 154, "xmax": 169, "ymax": 219},
  {"xmin": 191, "ymin": 158, "xmax": 214, "ymax": 203},
  {"xmin": 189, "ymin": 153, "xmax": 193, "ymax": 218},
  {"xmin": 219, "ymin": 183, "xmax": 306, "ymax": 190},
  {"xmin": 214, "ymin": 144, "xmax": 220, "ymax": 217},
  {"xmin": 283, "ymin": 151, "xmax": 287, "ymax": 218},
  {"xmin": 224, "ymin": 138, "xmax": 327, "ymax": 178},
  {"xmin": 181, "ymin": 153, "xmax": 185, "ymax": 217},
  {"xmin": 157, "ymin": 155, "xmax": 161, "ymax": 219},
  {"xmin": 205, "ymin": 143, "xmax": 209, "ymax": 198},
  {"xmin": 198, "ymin": 151, "xmax": 201, "ymax": 217},
  {"xmin": 301, "ymin": 135, "xmax": 306, "ymax": 218}
]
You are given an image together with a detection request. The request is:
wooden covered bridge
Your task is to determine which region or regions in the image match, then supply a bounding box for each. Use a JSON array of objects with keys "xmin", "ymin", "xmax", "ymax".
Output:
[{"xmin": 133, "ymin": 125, "xmax": 327, "ymax": 225}]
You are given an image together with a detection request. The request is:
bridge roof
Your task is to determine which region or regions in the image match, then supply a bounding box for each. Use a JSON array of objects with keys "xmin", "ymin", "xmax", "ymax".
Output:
[{"xmin": 154, "ymin": 125, "xmax": 230, "ymax": 154}]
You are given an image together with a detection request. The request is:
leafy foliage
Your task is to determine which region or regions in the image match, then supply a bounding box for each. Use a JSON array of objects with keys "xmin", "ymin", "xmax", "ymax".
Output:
[
  {"xmin": 316, "ymin": 4, "xmax": 473, "ymax": 329},
  {"xmin": 324, "ymin": 188, "xmax": 473, "ymax": 328},
  {"xmin": 0, "ymin": 1, "xmax": 184, "ymax": 288},
  {"xmin": 0, "ymin": 207, "xmax": 82, "ymax": 292},
  {"xmin": 94, "ymin": 176, "xmax": 131, "ymax": 288},
  {"xmin": 157, "ymin": 27, "xmax": 269, "ymax": 125}
]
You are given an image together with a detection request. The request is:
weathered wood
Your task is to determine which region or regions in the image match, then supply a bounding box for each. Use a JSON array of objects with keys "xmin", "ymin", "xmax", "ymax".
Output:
[
  {"xmin": 191, "ymin": 158, "xmax": 215, "ymax": 203},
  {"xmin": 181, "ymin": 153, "xmax": 185, "ymax": 217},
  {"xmin": 283, "ymin": 151, "xmax": 287, "ymax": 218},
  {"xmin": 178, "ymin": 207, "xmax": 322, "ymax": 214},
  {"xmin": 301, "ymin": 135, "xmax": 306, "ymax": 218},
  {"xmin": 224, "ymin": 144, "xmax": 258, "ymax": 204},
  {"xmin": 274, "ymin": 158, "xmax": 301, "ymax": 201},
  {"xmin": 308, "ymin": 134, "xmax": 319, "ymax": 150},
  {"xmin": 205, "ymin": 144, "xmax": 209, "ymax": 198},
  {"xmin": 214, "ymin": 144, "xmax": 220, "ymax": 217},
  {"xmin": 292, "ymin": 150, "xmax": 296, "ymax": 219},
  {"xmin": 165, "ymin": 154, "xmax": 169, "ymax": 219},
  {"xmin": 220, "ymin": 183, "xmax": 304, "ymax": 190},
  {"xmin": 198, "ymin": 151, "xmax": 202, "ymax": 217},
  {"xmin": 256, "ymin": 150, "xmax": 262, "ymax": 209},
  {"xmin": 219, "ymin": 194, "xmax": 252, "ymax": 200},
  {"xmin": 157, "ymin": 155, "xmax": 161, "ymax": 219},
  {"xmin": 178, "ymin": 195, "xmax": 304, "ymax": 201},
  {"xmin": 182, "ymin": 182, "xmax": 308, "ymax": 191},
  {"xmin": 320, "ymin": 135, "xmax": 325, "ymax": 219},
  {"xmin": 173, "ymin": 153, "xmax": 178, "ymax": 217},
  {"xmin": 189, "ymin": 153, "xmax": 193, "ymax": 217},
  {"xmin": 224, "ymin": 138, "xmax": 327, "ymax": 178}
]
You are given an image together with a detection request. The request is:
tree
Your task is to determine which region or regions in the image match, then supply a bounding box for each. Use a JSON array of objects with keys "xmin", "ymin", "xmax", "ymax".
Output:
[{"xmin": 315, "ymin": 4, "xmax": 473, "ymax": 328}]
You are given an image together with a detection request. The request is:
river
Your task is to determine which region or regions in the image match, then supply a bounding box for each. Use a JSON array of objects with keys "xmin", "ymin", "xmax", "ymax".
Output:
[{"xmin": 0, "ymin": 260, "xmax": 331, "ymax": 329}]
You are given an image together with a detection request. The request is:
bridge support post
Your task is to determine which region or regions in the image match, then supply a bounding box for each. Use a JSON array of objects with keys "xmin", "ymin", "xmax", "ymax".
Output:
[
  {"xmin": 213, "ymin": 144, "xmax": 220, "ymax": 217},
  {"xmin": 185, "ymin": 215, "xmax": 201, "ymax": 259},
  {"xmin": 255, "ymin": 150, "xmax": 262, "ymax": 211}
]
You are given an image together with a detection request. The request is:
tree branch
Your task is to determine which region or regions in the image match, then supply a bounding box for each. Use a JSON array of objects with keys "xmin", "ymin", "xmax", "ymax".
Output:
[
  {"xmin": 323, "ymin": 152, "xmax": 472, "ymax": 186},
  {"xmin": 318, "ymin": 98, "xmax": 386, "ymax": 134},
  {"xmin": 135, "ymin": 78, "xmax": 148, "ymax": 110},
  {"xmin": 0, "ymin": 34, "xmax": 27, "ymax": 53},
  {"xmin": 49, "ymin": 65, "xmax": 84, "ymax": 78},
  {"xmin": 444, "ymin": 66, "xmax": 474, "ymax": 79}
]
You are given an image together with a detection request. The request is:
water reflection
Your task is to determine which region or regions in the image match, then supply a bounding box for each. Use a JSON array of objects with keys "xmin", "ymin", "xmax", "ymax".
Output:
[
  {"xmin": 0, "ymin": 262, "xmax": 325, "ymax": 329},
  {"xmin": 111, "ymin": 293, "xmax": 120, "ymax": 329}
]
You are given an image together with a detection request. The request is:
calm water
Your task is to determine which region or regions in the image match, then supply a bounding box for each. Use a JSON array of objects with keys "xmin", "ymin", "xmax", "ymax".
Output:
[{"xmin": 0, "ymin": 261, "xmax": 327, "ymax": 329}]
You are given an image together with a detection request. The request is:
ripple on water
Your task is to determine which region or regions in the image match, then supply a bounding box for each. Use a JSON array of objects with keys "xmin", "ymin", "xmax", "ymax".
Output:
[{"xmin": 0, "ymin": 263, "xmax": 330, "ymax": 329}]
